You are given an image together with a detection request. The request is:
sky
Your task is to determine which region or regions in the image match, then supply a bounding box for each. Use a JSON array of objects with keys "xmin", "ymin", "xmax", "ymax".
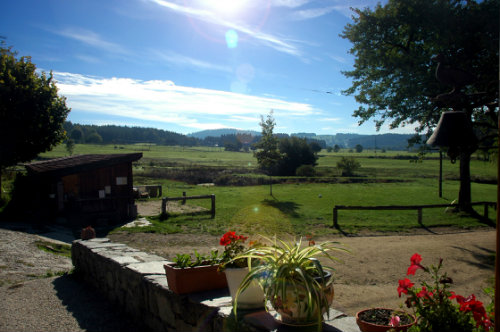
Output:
[{"xmin": 1, "ymin": 0, "xmax": 415, "ymax": 136}]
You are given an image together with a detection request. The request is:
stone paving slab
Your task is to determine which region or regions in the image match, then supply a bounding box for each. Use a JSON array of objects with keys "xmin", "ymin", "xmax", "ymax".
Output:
[{"xmin": 127, "ymin": 260, "xmax": 171, "ymax": 275}]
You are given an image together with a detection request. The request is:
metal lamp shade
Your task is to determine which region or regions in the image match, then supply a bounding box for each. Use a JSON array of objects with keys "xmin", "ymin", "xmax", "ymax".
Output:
[
  {"xmin": 427, "ymin": 111, "xmax": 477, "ymax": 148},
  {"xmin": 427, "ymin": 111, "xmax": 477, "ymax": 162}
]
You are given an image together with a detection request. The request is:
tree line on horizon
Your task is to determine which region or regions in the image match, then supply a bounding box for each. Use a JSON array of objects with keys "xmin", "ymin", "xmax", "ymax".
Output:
[
  {"xmin": 63, "ymin": 122, "xmax": 330, "ymax": 150},
  {"xmin": 63, "ymin": 121, "xmax": 428, "ymax": 151}
]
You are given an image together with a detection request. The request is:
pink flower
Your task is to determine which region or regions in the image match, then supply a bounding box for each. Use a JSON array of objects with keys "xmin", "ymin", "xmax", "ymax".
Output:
[{"xmin": 389, "ymin": 315, "xmax": 400, "ymax": 327}]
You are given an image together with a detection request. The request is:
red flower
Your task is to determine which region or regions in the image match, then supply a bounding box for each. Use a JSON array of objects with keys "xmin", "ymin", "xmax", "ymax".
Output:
[
  {"xmin": 407, "ymin": 253, "xmax": 424, "ymax": 275},
  {"xmin": 452, "ymin": 293, "xmax": 490, "ymax": 329},
  {"xmin": 219, "ymin": 231, "xmax": 247, "ymax": 246},
  {"xmin": 417, "ymin": 286, "xmax": 433, "ymax": 299},
  {"xmin": 398, "ymin": 278, "xmax": 414, "ymax": 297}
]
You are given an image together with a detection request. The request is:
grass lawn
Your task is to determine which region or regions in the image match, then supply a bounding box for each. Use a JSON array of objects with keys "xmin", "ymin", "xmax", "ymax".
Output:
[{"xmin": 36, "ymin": 144, "xmax": 499, "ymax": 236}]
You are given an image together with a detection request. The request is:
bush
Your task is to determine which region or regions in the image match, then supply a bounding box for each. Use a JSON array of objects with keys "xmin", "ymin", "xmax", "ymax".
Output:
[
  {"xmin": 336, "ymin": 156, "xmax": 361, "ymax": 176},
  {"xmin": 296, "ymin": 165, "xmax": 316, "ymax": 177}
]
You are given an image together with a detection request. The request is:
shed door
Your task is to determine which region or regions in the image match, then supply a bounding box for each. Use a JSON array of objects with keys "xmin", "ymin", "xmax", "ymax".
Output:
[{"xmin": 57, "ymin": 181, "xmax": 64, "ymax": 211}]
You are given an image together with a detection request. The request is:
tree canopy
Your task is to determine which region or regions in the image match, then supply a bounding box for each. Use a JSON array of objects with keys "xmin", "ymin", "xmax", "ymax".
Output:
[
  {"xmin": 341, "ymin": 0, "xmax": 499, "ymax": 211},
  {"xmin": 341, "ymin": 0, "xmax": 499, "ymax": 135},
  {"xmin": 254, "ymin": 111, "xmax": 282, "ymax": 175},
  {"xmin": 278, "ymin": 136, "xmax": 318, "ymax": 176},
  {"xmin": 0, "ymin": 45, "xmax": 70, "ymax": 169}
]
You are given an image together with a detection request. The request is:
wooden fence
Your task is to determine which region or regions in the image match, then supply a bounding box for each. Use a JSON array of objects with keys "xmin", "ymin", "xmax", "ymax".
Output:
[
  {"xmin": 161, "ymin": 194, "xmax": 216, "ymax": 218},
  {"xmin": 332, "ymin": 201, "xmax": 496, "ymax": 228}
]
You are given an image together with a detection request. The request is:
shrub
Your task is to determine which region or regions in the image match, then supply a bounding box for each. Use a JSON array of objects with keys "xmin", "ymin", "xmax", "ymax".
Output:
[
  {"xmin": 336, "ymin": 156, "xmax": 360, "ymax": 176},
  {"xmin": 296, "ymin": 165, "xmax": 316, "ymax": 177}
]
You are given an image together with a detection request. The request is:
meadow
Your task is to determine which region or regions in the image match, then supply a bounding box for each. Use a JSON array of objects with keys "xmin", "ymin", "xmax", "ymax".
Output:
[{"xmin": 37, "ymin": 143, "xmax": 498, "ymax": 236}]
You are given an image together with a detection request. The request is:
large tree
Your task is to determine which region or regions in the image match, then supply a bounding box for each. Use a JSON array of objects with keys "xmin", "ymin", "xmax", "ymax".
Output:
[
  {"xmin": 278, "ymin": 136, "xmax": 318, "ymax": 176},
  {"xmin": 0, "ymin": 44, "xmax": 70, "ymax": 197},
  {"xmin": 341, "ymin": 0, "xmax": 499, "ymax": 211}
]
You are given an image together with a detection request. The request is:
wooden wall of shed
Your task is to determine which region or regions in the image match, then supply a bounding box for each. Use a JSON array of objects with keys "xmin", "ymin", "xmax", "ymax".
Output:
[{"xmin": 63, "ymin": 163, "xmax": 133, "ymax": 200}]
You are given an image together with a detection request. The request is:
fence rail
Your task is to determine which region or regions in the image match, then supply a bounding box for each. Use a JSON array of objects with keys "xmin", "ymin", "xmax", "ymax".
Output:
[
  {"xmin": 161, "ymin": 194, "xmax": 216, "ymax": 218},
  {"xmin": 332, "ymin": 201, "xmax": 496, "ymax": 228}
]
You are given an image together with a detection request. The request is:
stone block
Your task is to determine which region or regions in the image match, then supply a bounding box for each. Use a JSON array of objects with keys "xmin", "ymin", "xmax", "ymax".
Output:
[{"xmin": 127, "ymin": 260, "xmax": 170, "ymax": 275}]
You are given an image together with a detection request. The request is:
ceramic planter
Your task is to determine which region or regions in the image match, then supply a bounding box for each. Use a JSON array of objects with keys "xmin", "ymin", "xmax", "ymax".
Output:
[
  {"xmin": 225, "ymin": 267, "xmax": 265, "ymax": 309},
  {"xmin": 163, "ymin": 263, "xmax": 227, "ymax": 294},
  {"xmin": 356, "ymin": 308, "xmax": 417, "ymax": 332},
  {"xmin": 272, "ymin": 272, "xmax": 335, "ymax": 326}
]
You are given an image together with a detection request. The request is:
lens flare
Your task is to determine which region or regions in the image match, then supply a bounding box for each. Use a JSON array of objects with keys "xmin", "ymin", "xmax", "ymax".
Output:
[{"xmin": 225, "ymin": 29, "xmax": 238, "ymax": 48}]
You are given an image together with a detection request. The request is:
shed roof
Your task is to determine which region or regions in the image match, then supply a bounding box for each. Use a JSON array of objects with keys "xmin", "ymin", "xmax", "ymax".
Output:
[{"xmin": 25, "ymin": 153, "xmax": 143, "ymax": 177}]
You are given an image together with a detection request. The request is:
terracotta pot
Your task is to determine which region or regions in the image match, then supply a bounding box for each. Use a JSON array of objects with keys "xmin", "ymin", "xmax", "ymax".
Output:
[
  {"xmin": 164, "ymin": 263, "xmax": 227, "ymax": 294},
  {"xmin": 272, "ymin": 271, "xmax": 335, "ymax": 326},
  {"xmin": 225, "ymin": 267, "xmax": 265, "ymax": 309},
  {"xmin": 356, "ymin": 308, "xmax": 417, "ymax": 332}
]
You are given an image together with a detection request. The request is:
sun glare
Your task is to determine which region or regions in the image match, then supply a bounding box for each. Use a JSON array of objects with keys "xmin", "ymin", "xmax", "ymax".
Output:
[{"xmin": 198, "ymin": 0, "xmax": 249, "ymax": 17}]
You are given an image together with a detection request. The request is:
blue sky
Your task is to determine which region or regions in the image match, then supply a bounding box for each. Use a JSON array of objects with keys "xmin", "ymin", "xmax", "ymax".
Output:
[{"xmin": 1, "ymin": 0, "xmax": 413, "ymax": 136}]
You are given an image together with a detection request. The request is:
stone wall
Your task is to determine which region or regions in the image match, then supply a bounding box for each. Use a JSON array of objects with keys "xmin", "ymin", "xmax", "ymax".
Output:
[
  {"xmin": 71, "ymin": 238, "xmax": 233, "ymax": 332},
  {"xmin": 71, "ymin": 238, "xmax": 360, "ymax": 332}
]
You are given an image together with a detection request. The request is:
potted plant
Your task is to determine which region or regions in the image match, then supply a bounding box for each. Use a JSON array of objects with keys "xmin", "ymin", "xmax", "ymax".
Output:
[
  {"xmin": 356, "ymin": 308, "xmax": 416, "ymax": 332},
  {"xmin": 232, "ymin": 235, "xmax": 348, "ymax": 326},
  {"xmin": 219, "ymin": 231, "xmax": 265, "ymax": 309},
  {"xmin": 163, "ymin": 249, "xmax": 227, "ymax": 294},
  {"xmin": 396, "ymin": 253, "xmax": 493, "ymax": 332}
]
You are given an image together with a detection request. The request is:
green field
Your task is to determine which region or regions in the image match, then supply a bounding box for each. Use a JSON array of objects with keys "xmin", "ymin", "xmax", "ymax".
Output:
[{"xmin": 35, "ymin": 143, "xmax": 498, "ymax": 235}]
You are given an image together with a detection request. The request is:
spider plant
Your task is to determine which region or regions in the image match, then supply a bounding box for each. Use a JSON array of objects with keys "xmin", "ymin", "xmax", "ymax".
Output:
[{"xmin": 232, "ymin": 235, "xmax": 348, "ymax": 326}]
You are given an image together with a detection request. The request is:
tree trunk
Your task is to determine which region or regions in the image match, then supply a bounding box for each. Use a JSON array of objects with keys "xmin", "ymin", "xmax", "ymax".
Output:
[
  {"xmin": 269, "ymin": 175, "xmax": 273, "ymax": 196},
  {"xmin": 458, "ymin": 151, "xmax": 473, "ymax": 212}
]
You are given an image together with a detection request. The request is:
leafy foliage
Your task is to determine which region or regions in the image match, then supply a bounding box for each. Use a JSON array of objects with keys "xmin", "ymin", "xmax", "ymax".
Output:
[
  {"xmin": 341, "ymin": 0, "xmax": 499, "ymax": 135},
  {"xmin": 336, "ymin": 156, "xmax": 361, "ymax": 176},
  {"xmin": 278, "ymin": 136, "xmax": 318, "ymax": 175},
  {"xmin": 253, "ymin": 111, "xmax": 282, "ymax": 175},
  {"xmin": 399, "ymin": 253, "xmax": 492, "ymax": 331},
  {"xmin": 232, "ymin": 236, "xmax": 348, "ymax": 323},
  {"xmin": 0, "ymin": 44, "xmax": 70, "ymax": 169}
]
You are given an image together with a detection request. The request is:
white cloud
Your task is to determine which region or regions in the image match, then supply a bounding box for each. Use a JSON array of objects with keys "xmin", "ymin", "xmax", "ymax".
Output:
[
  {"xmin": 290, "ymin": 6, "xmax": 337, "ymax": 20},
  {"xmin": 322, "ymin": 117, "xmax": 342, "ymax": 122},
  {"xmin": 151, "ymin": 50, "xmax": 232, "ymax": 73},
  {"xmin": 54, "ymin": 28, "xmax": 129, "ymax": 55},
  {"xmin": 54, "ymin": 72, "xmax": 315, "ymax": 131},
  {"xmin": 149, "ymin": 0, "xmax": 303, "ymax": 57},
  {"xmin": 271, "ymin": 0, "xmax": 311, "ymax": 8}
]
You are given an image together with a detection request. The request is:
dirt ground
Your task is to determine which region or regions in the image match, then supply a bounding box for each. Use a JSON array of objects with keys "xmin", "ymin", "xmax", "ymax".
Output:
[{"xmin": 110, "ymin": 203, "xmax": 496, "ymax": 316}]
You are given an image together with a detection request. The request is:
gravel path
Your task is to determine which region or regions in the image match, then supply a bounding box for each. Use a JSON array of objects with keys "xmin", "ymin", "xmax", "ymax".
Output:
[
  {"xmin": 0, "ymin": 226, "xmax": 149, "ymax": 332},
  {"xmin": 0, "ymin": 219, "xmax": 496, "ymax": 331}
]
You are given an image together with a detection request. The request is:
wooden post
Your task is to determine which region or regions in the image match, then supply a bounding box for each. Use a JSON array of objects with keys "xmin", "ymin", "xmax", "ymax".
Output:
[
  {"xmin": 333, "ymin": 207, "xmax": 338, "ymax": 228},
  {"xmin": 417, "ymin": 208, "xmax": 423, "ymax": 225},
  {"xmin": 484, "ymin": 203, "xmax": 489, "ymax": 219},
  {"xmin": 211, "ymin": 194, "xmax": 216, "ymax": 218},
  {"xmin": 439, "ymin": 151, "xmax": 443, "ymax": 198},
  {"xmin": 182, "ymin": 192, "xmax": 186, "ymax": 205},
  {"xmin": 158, "ymin": 185, "xmax": 162, "ymax": 197},
  {"xmin": 161, "ymin": 197, "xmax": 167, "ymax": 215}
]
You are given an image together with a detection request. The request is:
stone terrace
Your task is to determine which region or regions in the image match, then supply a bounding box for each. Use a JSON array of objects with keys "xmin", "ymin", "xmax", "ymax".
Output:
[{"xmin": 71, "ymin": 238, "xmax": 361, "ymax": 332}]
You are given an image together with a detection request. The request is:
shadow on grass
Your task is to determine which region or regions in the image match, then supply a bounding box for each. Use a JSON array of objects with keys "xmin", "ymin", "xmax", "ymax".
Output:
[{"xmin": 262, "ymin": 199, "xmax": 301, "ymax": 218}]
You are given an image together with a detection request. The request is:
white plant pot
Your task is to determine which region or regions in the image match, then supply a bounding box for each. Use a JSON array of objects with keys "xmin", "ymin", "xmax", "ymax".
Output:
[{"xmin": 225, "ymin": 267, "xmax": 265, "ymax": 309}]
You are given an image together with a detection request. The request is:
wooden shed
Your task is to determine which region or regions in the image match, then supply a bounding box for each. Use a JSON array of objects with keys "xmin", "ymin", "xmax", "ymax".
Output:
[{"xmin": 24, "ymin": 153, "xmax": 142, "ymax": 224}]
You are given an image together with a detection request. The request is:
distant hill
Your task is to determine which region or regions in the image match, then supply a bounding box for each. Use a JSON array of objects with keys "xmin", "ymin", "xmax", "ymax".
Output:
[
  {"xmin": 189, "ymin": 129, "xmax": 420, "ymax": 150},
  {"xmin": 65, "ymin": 123, "xmax": 420, "ymax": 151},
  {"xmin": 290, "ymin": 133, "xmax": 421, "ymax": 150},
  {"xmin": 187, "ymin": 129, "xmax": 260, "ymax": 139}
]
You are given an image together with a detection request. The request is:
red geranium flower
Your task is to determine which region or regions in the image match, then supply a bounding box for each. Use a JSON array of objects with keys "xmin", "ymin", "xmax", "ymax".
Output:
[
  {"xmin": 398, "ymin": 278, "xmax": 414, "ymax": 297},
  {"xmin": 417, "ymin": 286, "xmax": 433, "ymax": 299},
  {"xmin": 407, "ymin": 253, "xmax": 424, "ymax": 275}
]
